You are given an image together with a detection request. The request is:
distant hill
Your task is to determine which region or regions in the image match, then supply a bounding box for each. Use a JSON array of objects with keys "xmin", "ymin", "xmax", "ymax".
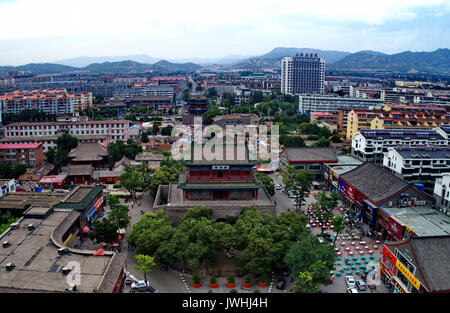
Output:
[
  {"xmin": 328, "ymin": 48, "xmax": 450, "ymax": 74},
  {"xmin": 0, "ymin": 60, "xmax": 203, "ymax": 75},
  {"xmin": 227, "ymin": 47, "xmax": 351, "ymax": 69},
  {"xmin": 152, "ymin": 60, "xmax": 202, "ymax": 72},
  {"xmin": 0, "ymin": 63, "xmax": 78, "ymax": 75},
  {"xmin": 55, "ymin": 55, "xmax": 162, "ymax": 67}
]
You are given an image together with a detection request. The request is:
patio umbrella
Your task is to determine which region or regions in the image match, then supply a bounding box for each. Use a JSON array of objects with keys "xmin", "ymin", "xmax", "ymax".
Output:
[{"xmin": 82, "ymin": 226, "xmax": 90, "ymax": 234}]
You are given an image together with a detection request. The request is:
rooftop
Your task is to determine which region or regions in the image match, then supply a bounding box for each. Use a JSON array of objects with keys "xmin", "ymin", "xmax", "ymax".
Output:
[
  {"xmin": 68, "ymin": 142, "xmax": 109, "ymax": 162},
  {"xmin": 0, "ymin": 210, "xmax": 114, "ymax": 292},
  {"xmin": 0, "ymin": 192, "xmax": 66, "ymax": 210},
  {"xmin": 283, "ymin": 147, "xmax": 338, "ymax": 163},
  {"xmin": 385, "ymin": 206, "xmax": 450, "ymax": 237},
  {"xmin": 340, "ymin": 162, "xmax": 410, "ymax": 203},
  {"xmin": 0, "ymin": 143, "xmax": 42, "ymax": 150}
]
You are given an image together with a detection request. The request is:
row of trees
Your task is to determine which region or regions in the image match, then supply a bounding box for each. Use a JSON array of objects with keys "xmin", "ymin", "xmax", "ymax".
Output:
[
  {"xmin": 127, "ymin": 206, "xmax": 335, "ymax": 285},
  {"xmin": 0, "ymin": 164, "xmax": 27, "ymax": 180},
  {"xmin": 107, "ymin": 139, "xmax": 142, "ymax": 163}
]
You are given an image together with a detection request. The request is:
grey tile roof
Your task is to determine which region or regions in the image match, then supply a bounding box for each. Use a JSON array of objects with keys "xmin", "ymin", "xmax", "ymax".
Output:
[
  {"xmin": 395, "ymin": 147, "xmax": 450, "ymax": 159},
  {"xmin": 283, "ymin": 147, "xmax": 337, "ymax": 162},
  {"xmin": 409, "ymin": 236, "xmax": 450, "ymax": 292},
  {"xmin": 340, "ymin": 162, "xmax": 409, "ymax": 203},
  {"xmin": 68, "ymin": 142, "xmax": 109, "ymax": 162}
]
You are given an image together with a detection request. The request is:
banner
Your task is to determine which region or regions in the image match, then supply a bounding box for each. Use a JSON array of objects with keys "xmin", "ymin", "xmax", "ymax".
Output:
[
  {"xmin": 395, "ymin": 259, "xmax": 421, "ymax": 291},
  {"xmin": 387, "ymin": 215, "xmax": 404, "ymax": 241},
  {"xmin": 338, "ymin": 179, "xmax": 346, "ymax": 195}
]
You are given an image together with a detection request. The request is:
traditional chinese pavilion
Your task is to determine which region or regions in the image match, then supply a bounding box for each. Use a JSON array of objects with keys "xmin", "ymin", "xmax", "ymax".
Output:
[
  {"xmin": 182, "ymin": 97, "xmax": 209, "ymax": 125},
  {"xmin": 178, "ymin": 143, "xmax": 261, "ymax": 201}
]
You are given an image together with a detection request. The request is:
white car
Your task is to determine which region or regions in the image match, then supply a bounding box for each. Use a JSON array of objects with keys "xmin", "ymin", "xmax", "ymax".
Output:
[
  {"xmin": 347, "ymin": 287, "xmax": 358, "ymax": 293},
  {"xmin": 345, "ymin": 276, "xmax": 356, "ymax": 289},
  {"xmin": 276, "ymin": 184, "xmax": 283, "ymax": 190},
  {"xmin": 131, "ymin": 280, "xmax": 150, "ymax": 290}
]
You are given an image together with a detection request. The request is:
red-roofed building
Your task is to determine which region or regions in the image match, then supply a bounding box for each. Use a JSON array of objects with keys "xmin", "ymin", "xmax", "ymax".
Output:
[{"xmin": 0, "ymin": 143, "xmax": 45, "ymax": 167}]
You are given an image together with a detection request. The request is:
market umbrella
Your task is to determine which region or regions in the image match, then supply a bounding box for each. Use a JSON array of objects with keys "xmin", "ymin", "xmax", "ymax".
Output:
[{"xmin": 82, "ymin": 226, "xmax": 90, "ymax": 234}]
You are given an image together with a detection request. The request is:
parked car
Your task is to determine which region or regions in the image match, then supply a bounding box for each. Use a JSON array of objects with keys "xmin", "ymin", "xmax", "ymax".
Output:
[
  {"xmin": 347, "ymin": 287, "xmax": 358, "ymax": 293},
  {"xmin": 276, "ymin": 278, "xmax": 286, "ymax": 290},
  {"xmin": 345, "ymin": 276, "xmax": 356, "ymax": 289},
  {"xmin": 317, "ymin": 289, "xmax": 328, "ymax": 293},
  {"xmin": 131, "ymin": 280, "xmax": 150, "ymax": 290},
  {"xmin": 275, "ymin": 184, "xmax": 283, "ymax": 190},
  {"xmin": 356, "ymin": 280, "xmax": 366, "ymax": 291},
  {"xmin": 125, "ymin": 278, "xmax": 135, "ymax": 285},
  {"xmin": 147, "ymin": 285, "xmax": 159, "ymax": 293}
]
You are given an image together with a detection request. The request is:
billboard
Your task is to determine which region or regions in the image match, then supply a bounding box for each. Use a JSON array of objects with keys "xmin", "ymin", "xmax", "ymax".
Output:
[{"xmin": 338, "ymin": 179, "xmax": 346, "ymax": 195}]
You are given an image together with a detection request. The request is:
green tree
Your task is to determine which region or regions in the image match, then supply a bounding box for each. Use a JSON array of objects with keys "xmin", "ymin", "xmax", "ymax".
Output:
[
  {"xmin": 161, "ymin": 125, "xmax": 173, "ymax": 136},
  {"xmin": 332, "ymin": 215, "xmax": 345, "ymax": 246},
  {"xmin": 312, "ymin": 192, "xmax": 335, "ymax": 235},
  {"xmin": 311, "ymin": 137, "xmax": 330, "ymax": 147},
  {"xmin": 134, "ymin": 254, "xmax": 156, "ymax": 285},
  {"xmin": 56, "ymin": 133, "xmax": 78, "ymax": 152},
  {"xmin": 255, "ymin": 172, "xmax": 275, "ymax": 196},
  {"xmin": 140, "ymin": 132, "xmax": 149, "ymax": 143},
  {"xmin": 89, "ymin": 218, "xmax": 119, "ymax": 244},
  {"xmin": 291, "ymin": 271, "xmax": 318, "ymax": 293},
  {"xmin": 281, "ymin": 166, "xmax": 314, "ymax": 210},
  {"xmin": 120, "ymin": 168, "xmax": 144, "ymax": 198},
  {"xmin": 182, "ymin": 206, "xmax": 213, "ymax": 221}
]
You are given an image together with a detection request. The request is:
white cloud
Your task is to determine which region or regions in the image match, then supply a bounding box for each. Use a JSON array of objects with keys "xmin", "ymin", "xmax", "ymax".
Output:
[{"xmin": 0, "ymin": 0, "xmax": 447, "ymax": 40}]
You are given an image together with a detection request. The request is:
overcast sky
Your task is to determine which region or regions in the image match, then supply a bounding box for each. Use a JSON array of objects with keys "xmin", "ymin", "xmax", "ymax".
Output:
[{"xmin": 0, "ymin": 0, "xmax": 449, "ymax": 66}]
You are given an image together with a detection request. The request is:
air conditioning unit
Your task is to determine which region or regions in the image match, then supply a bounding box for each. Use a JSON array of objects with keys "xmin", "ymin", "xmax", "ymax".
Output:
[
  {"xmin": 10, "ymin": 222, "xmax": 19, "ymax": 229},
  {"xmin": 27, "ymin": 224, "xmax": 35, "ymax": 231},
  {"xmin": 388, "ymin": 202, "xmax": 393, "ymax": 207},
  {"xmin": 2, "ymin": 241, "xmax": 10, "ymax": 248},
  {"xmin": 58, "ymin": 247, "xmax": 69, "ymax": 255},
  {"xmin": 5, "ymin": 262, "xmax": 15, "ymax": 271},
  {"xmin": 61, "ymin": 266, "xmax": 71, "ymax": 275}
]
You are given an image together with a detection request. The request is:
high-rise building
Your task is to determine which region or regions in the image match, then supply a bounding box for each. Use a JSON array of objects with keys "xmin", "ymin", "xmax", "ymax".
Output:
[{"xmin": 281, "ymin": 53, "xmax": 325, "ymax": 95}]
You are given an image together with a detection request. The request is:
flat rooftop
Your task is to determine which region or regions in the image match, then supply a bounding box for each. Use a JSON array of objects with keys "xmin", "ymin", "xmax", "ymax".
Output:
[
  {"xmin": 0, "ymin": 192, "xmax": 66, "ymax": 210},
  {"xmin": 0, "ymin": 211, "xmax": 113, "ymax": 292},
  {"xmin": 385, "ymin": 206, "xmax": 450, "ymax": 237}
]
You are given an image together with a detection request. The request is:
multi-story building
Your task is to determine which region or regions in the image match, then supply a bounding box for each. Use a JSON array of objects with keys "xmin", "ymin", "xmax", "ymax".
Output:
[
  {"xmin": 346, "ymin": 106, "xmax": 450, "ymax": 141},
  {"xmin": 0, "ymin": 89, "xmax": 92, "ymax": 114},
  {"xmin": 298, "ymin": 95, "xmax": 383, "ymax": 130},
  {"xmin": 281, "ymin": 53, "xmax": 325, "ymax": 95},
  {"xmin": 434, "ymin": 173, "xmax": 450, "ymax": 216},
  {"xmin": 380, "ymin": 236, "xmax": 450, "ymax": 293},
  {"xmin": 181, "ymin": 97, "xmax": 209, "ymax": 125},
  {"xmin": 383, "ymin": 146, "xmax": 450, "ymax": 193},
  {"xmin": 0, "ymin": 143, "xmax": 45, "ymax": 167},
  {"xmin": 112, "ymin": 85, "xmax": 173, "ymax": 98},
  {"xmin": 2, "ymin": 119, "xmax": 128, "ymax": 151},
  {"xmin": 351, "ymin": 129, "xmax": 448, "ymax": 165}
]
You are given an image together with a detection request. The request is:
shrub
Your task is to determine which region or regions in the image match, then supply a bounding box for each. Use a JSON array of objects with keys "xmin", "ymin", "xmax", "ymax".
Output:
[
  {"xmin": 227, "ymin": 274, "xmax": 235, "ymax": 284},
  {"xmin": 193, "ymin": 274, "xmax": 201, "ymax": 285},
  {"xmin": 230, "ymin": 289, "xmax": 238, "ymax": 293},
  {"xmin": 253, "ymin": 288, "xmax": 261, "ymax": 293},
  {"xmin": 210, "ymin": 276, "xmax": 217, "ymax": 284},
  {"xmin": 258, "ymin": 273, "xmax": 268, "ymax": 283},
  {"xmin": 244, "ymin": 274, "xmax": 251, "ymax": 284}
]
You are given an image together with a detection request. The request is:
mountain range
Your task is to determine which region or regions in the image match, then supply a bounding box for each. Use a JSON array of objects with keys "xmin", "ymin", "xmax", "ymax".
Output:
[{"xmin": 1, "ymin": 48, "xmax": 449, "ymax": 75}]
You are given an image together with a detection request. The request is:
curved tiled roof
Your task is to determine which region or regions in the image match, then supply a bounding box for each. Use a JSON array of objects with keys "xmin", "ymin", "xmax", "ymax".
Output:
[{"xmin": 340, "ymin": 162, "xmax": 409, "ymax": 203}]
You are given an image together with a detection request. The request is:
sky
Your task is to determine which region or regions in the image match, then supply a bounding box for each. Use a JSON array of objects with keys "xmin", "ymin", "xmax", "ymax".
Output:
[{"xmin": 0, "ymin": 0, "xmax": 449, "ymax": 66}]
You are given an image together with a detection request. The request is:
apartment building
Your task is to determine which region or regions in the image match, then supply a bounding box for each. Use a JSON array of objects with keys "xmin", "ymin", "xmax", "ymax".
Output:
[
  {"xmin": 383, "ymin": 146, "xmax": 450, "ymax": 192},
  {"xmin": 281, "ymin": 53, "xmax": 325, "ymax": 95},
  {"xmin": 2, "ymin": 120, "xmax": 128, "ymax": 151},
  {"xmin": 351, "ymin": 129, "xmax": 448, "ymax": 165},
  {"xmin": 434, "ymin": 174, "xmax": 450, "ymax": 216},
  {"xmin": 0, "ymin": 143, "xmax": 45, "ymax": 167},
  {"xmin": 298, "ymin": 95, "xmax": 383, "ymax": 127},
  {"xmin": 346, "ymin": 106, "xmax": 450, "ymax": 141},
  {"xmin": 0, "ymin": 89, "xmax": 92, "ymax": 114},
  {"xmin": 112, "ymin": 85, "xmax": 174, "ymax": 98}
]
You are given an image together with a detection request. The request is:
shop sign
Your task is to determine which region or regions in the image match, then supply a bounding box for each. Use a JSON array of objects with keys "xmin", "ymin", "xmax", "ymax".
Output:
[
  {"xmin": 395, "ymin": 259, "xmax": 421, "ymax": 291},
  {"xmin": 387, "ymin": 215, "xmax": 404, "ymax": 241},
  {"xmin": 338, "ymin": 179, "xmax": 346, "ymax": 195},
  {"xmin": 392, "ymin": 278, "xmax": 406, "ymax": 293},
  {"xmin": 381, "ymin": 246, "xmax": 397, "ymax": 275},
  {"xmin": 346, "ymin": 185, "xmax": 356, "ymax": 203}
]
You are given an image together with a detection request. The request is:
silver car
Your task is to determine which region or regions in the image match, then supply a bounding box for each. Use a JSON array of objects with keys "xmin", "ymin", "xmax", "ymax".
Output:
[{"xmin": 345, "ymin": 276, "xmax": 356, "ymax": 289}]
